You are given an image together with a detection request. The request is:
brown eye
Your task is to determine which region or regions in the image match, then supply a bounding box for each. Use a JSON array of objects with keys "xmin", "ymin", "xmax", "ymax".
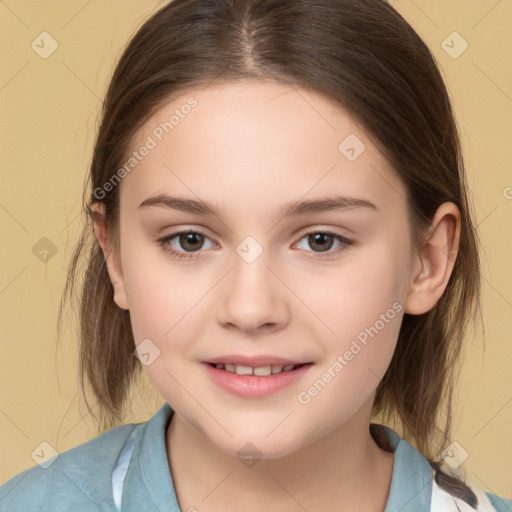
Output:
[
  {"xmin": 307, "ymin": 232, "xmax": 335, "ymax": 252},
  {"xmin": 158, "ymin": 229, "xmax": 216, "ymax": 260},
  {"xmin": 177, "ymin": 232, "xmax": 205, "ymax": 252},
  {"xmin": 295, "ymin": 230, "xmax": 353, "ymax": 258}
]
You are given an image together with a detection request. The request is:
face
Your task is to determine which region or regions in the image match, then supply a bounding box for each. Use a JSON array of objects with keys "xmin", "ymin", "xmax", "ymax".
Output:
[{"xmin": 99, "ymin": 80, "xmax": 419, "ymax": 458}]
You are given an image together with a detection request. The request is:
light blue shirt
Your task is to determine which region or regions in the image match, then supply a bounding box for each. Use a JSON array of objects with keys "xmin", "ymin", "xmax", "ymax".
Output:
[{"xmin": 1, "ymin": 403, "xmax": 510, "ymax": 511}]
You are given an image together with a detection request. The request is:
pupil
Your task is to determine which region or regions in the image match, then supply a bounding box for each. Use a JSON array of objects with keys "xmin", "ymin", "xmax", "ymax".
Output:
[
  {"xmin": 181, "ymin": 233, "xmax": 203, "ymax": 251},
  {"xmin": 309, "ymin": 233, "xmax": 333, "ymax": 252}
]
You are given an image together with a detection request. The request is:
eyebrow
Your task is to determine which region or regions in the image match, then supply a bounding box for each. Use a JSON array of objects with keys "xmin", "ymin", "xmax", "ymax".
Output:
[{"xmin": 138, "ymin": 193, "xmax": 378, "ymax": 218}]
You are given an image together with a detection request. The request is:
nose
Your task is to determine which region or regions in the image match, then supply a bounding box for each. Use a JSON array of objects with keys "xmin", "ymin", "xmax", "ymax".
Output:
[{"xmin": 216, "ymin": 247, "xmax": 290, "ymax": 334}]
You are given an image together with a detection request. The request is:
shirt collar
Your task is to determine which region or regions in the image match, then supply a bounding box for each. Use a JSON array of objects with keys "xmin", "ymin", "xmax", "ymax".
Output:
[
  {"xmin": 122, "ymin": 402, "xmax": 180, "ymax": 511},
  {"xmin": 373, "ymin": 423, "xmax": 433, "ymax": 511},
  {"xmin": 122, "ymin": 403, "xmax": 433, "ymax": 512}
]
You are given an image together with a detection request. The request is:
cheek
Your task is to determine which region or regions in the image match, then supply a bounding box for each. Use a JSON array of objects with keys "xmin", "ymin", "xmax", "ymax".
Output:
[
  {"xmin": 125, "ymin": 268, "xmax": 199, "ymax": 347},
  {"xmin": 310, "ymin": 239, "xmax": 408, "ymax": 336},
  {"xmin": 121, "ymin": 252, "xmax": 207, "ymax": 407},
  {"xmin": 298, "ymin": 238, "xmax": 408, "ymax": 395},
  {"xmin": 118, "ymin": 234, "xmax": 198, "ymax": 344}
]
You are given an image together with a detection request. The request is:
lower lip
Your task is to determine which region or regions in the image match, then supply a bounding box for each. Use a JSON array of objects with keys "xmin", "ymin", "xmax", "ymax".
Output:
[{"xmin": 202, "ymin": 363, "xmax": 313, "ymax": 398}]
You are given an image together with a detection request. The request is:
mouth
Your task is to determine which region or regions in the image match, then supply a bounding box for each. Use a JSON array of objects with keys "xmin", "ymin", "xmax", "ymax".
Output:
[
  {"xmin": 206, "ymin": 362, "xmax": 309, "ymax": 376},
  {"xmin": 202, "ymin": 359, "xmax": 314, "ymax": 398}
]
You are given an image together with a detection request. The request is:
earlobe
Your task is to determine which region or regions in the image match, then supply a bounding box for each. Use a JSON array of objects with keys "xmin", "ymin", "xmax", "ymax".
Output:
[
  {"xmin": 404, "ymin": 202, "xmax": 461, "ymax": 315},
  {"xmin": 90, "ymin": 202, "xmax": 130, "ymax": 311}
]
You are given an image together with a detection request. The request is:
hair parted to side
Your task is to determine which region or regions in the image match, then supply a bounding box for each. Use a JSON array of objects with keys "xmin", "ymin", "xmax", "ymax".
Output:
[{"xmin": 57, "ymin": 0, "xmax": 481, "ymax": 504}]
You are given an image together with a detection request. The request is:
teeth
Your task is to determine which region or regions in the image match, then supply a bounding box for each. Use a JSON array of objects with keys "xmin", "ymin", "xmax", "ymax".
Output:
[
  {"xmin": 213, "ymin": 363, "xmax": 300, "ymax": 376},
  {"xmin": 235, "ymin": 365, "xmax": 253, "ymax": 375},
  {"xmin": 253, "ymin": 366, "xmax": 272, "ymax": 376}
]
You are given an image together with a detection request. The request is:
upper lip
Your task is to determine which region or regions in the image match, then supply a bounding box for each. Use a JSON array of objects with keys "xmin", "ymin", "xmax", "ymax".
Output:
[{"xmin": 203, "ymin": 355, "xmax": 311, "ymax": 367}]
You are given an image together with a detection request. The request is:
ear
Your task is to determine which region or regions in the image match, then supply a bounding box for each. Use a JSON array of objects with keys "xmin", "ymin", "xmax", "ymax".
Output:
[
  {"xmin": 90, "ymin": 202, "xmax": 129, "ymax": 310},
  {"xmin": 404, "ymin": 202, "xmax": 461, "ymax": 315}
]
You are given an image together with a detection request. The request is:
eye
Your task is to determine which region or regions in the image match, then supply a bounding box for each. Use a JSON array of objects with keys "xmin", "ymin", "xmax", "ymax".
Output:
[
  {"xmin": 294, "ymin": 229, "xmax": 353, "ymax": 259},
  {"xmin": 158, "ymin": 229, "xmax": 216, "ymax": 260},
  {"xmin": 157, "ymin": 228, "xmax": 353, "ymax": 261}
]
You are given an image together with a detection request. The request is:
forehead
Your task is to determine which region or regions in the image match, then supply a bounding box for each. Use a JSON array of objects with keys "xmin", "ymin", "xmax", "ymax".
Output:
[{"xmin": 120, "ymin": 80, "xmax": 407, "ymax": 218}]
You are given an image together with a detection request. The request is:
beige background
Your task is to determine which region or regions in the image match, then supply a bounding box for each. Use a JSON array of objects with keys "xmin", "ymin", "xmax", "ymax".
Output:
[{"xmin": 1, "ymin": 0, "xmax": 511, "ymax": 497}]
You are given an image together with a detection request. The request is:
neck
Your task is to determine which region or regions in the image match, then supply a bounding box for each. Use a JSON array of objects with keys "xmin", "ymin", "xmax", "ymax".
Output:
[{"xmin": 166, "ymin": 396, "xmax": 394, "ymax": 512}]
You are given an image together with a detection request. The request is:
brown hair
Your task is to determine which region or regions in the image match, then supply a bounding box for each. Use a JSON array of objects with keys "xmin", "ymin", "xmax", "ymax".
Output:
[{"xmin": 57, "ymin": 0, "xmax": 482, "ymax": 504}]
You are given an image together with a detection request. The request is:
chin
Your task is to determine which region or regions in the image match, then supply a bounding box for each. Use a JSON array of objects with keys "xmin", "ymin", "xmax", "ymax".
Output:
[
  {"xmin": 207, "ymin": 422, "xmax": 311, "ymax": 462},
  {"xmin": 220, "ymin": 437, "xmax": 301, "ymax": 461}
]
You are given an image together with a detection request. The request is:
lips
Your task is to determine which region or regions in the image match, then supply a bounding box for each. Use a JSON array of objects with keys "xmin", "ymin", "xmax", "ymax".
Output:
[{"xmin": 203, "ymin": 359, "xmax": 314, "ymax": 398}]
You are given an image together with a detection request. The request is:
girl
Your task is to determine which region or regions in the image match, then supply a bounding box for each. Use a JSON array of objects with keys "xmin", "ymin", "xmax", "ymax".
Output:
[{"xmin": 1, "ymin": 0, "xmax": 510, "ymax": 511}]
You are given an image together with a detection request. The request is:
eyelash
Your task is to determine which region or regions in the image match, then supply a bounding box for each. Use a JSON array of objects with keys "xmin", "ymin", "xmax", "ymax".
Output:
[{"xmin": 157, "ymin": 228, "xmax": 354, "ymax": 261}]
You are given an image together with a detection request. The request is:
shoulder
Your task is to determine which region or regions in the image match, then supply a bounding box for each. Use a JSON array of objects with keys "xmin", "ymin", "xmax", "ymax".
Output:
[
  {"xmin": 484, "ymin": 492, "xmax": 512, "ymax": 512},
  {"xmin": 370, "ymin": 423, "xmax": 511, "ymax": 512},
  {"xmin": 0, "ymin": 421, "xmax": 142, "ymax": 512}
]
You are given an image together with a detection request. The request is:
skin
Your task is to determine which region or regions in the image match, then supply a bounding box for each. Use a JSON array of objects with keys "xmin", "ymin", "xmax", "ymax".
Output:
[{"xmin": 92, "ymin": 80, "xmax": 460, "ymax": 511}]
